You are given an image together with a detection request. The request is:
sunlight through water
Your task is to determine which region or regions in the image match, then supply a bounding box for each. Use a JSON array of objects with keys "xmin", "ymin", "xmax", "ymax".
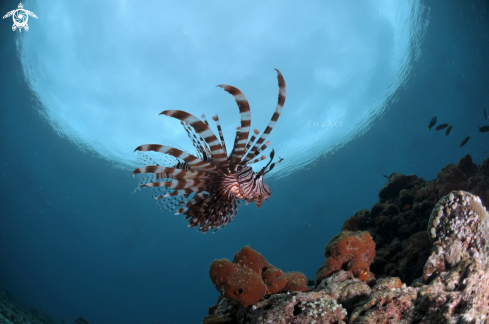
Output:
[{"xmin": 17, "ymin": 0, "xmax": 429, "ymax": 178}]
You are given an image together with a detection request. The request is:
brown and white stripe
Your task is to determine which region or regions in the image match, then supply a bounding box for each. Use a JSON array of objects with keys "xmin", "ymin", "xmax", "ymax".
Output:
[
  {"xmin": 243, "ymin": 69, "xmax": 286, "ymax": 162},
  {"xmin": 159, "ymin": 110, "xmax": 229, "ymax": 171},
  {"xmin": 212, "ymin": 114, "xmax": 227, "ymax": 155},
  {"xmin": 133, "ymin": 166, "xmax": 216, "ymax": 180},
  {"xmin": 134, "ymin": 144, "xmax": 220, "ymax": 174},
  {"xmin": 217, "ymin": 84, "xmax": 251, "ymax": 170}
]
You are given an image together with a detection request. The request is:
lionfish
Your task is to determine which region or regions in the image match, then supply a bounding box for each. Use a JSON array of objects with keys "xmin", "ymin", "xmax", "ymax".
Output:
[{"xmin": 133, "ymin": 69, "xmax": 286, "ymax": 233}]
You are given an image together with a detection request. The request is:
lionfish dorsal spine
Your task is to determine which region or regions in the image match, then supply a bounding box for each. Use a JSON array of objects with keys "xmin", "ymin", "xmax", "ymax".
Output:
[
  {"xmin": 244, "ymin": 129, "xmax": 260, "ymax": 153},
  {"xmin": 242, "ymin": 69, "xmax": 286, "ymax": 163},
  {"xmin": 159, "ymin": 110, "xmax": 230, "ymax": 171},
  {"xmin": 228, "ymin": 127, "xmax": 241, "ymax": 167},
  {"xmin": 246, "ymin": 155, "xmax": 266, "ymax": 165},
  {"xmin": 255, "ymin": 140, "xmax": 271, "ymax": 157},
  {"xmin": 217, "ymin": 85, "xmax": 251, "ymax": 170},
  {"xmin": 201, "ymin": 113, "xmax": 210, "ymax": 127},
  {"xmin": 211, "ymin": 114, "xmax": 227, "ymax": 155}
]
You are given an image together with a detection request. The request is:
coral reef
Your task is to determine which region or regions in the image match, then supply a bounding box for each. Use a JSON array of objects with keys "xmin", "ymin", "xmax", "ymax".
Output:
[
  {"xmin": 204, "ymin": 155, "xmax": 489, "ymax": 324},
  {"xmin": 315, "ymin": 231, "xmax": 375, "ymax": 284},
  {"xmin": 209, "ymin": 246, "xmax": 310, "ymax": 308},
  {"xmin": 343, "ymin": 154, "xmax": 489, "ymax": 284}
]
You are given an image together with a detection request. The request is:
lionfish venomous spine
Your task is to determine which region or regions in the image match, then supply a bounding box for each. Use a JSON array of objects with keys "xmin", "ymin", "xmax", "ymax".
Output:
[{"xmin": 133, "ymin": 69, "xmax": 286, "ymax": 233}]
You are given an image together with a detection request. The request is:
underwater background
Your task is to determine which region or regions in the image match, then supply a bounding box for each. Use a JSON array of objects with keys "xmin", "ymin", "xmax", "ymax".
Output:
[{"xmin": 0, "ymin": 0, "xmax": 488, "ymax": 323}]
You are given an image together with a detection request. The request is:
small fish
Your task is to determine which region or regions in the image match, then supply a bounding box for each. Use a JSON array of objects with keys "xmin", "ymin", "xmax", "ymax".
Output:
[
  {"xmin": 427, "ymin": 116, "xmax": 437, "ymax": 130},
  {"xmin": 383, "ymin": 175, "xmax": 388, "ymax": 178},
  {"xmin": 479, "ymin": 126, "xmax": 489, "ymax": 132},
  {"xmin": 485, "ymin": 108, "xmax": 487, "ymax": 120},
  {"xmin": 460, "ymin": 136, "xmax": 471, "ymax": 147},
  {"xmin": 483, "ymin": 151, "xmax": 488, "ymax": 154},
  {"xmin": 435, "ymin": 123, "xmax": 449, "ymax": 131},
  {"xmin": 445, "ymin": 125, "xmax": 453, "ymax": 136}
]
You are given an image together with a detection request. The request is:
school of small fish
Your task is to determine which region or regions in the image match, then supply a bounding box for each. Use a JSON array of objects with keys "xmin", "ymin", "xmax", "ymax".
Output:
[{"xmin": 427, "ymin": 108, "xmax": 488, "ymax": 149}]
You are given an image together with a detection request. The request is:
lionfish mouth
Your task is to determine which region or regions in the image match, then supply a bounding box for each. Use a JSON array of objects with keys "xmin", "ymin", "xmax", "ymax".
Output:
[{"xmin": 133, "ymin": 69, "xmax": 287, "ymax": 233}]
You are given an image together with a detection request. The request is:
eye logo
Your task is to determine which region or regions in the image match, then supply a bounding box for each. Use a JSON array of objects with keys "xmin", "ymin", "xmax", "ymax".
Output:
[{"xmin": 3, "ymin": 3, "xmax": 37, "ymax": 32}]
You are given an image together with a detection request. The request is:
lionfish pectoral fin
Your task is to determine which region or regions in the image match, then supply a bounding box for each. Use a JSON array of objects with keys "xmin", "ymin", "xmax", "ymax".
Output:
[
  {"xmin": 134, "ymin": 144, "xmax": 220, "ymax": 174},
  {"xmin": 133, "ymin": 166, "xmax": 216, "ymax": 181}
]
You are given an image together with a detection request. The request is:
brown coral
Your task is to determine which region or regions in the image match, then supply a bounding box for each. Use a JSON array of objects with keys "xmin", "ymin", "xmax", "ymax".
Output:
[
  {"xmin": 283, "ymin": 272, "xmax": 310, "ymax": 292},
  {"xmin": 209, "ymin": 259, "xmax": 267, "ymax": 308},
  {"xmin": 204, "ymin": 156, "xmax": 489, "ymax": 323},
  {"xmin": 262, "ymin": 267, "xmax": 288, "ymax": 294},
  {"xmin": 233, "ymin": 246, "xmax": 271, "ymax": 274},
  {"xmin": 209, "ymin": 246, "xmax": 309, "ymax": 308},
  {"xmin": 315, "ymin": 231, "xmax": 376, "ymax": 283}
]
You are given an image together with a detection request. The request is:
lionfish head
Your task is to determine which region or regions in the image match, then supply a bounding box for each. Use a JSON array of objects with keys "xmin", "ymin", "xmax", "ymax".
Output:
[{"xmin": 251, "ymin": 173, "xmax": 272, "ymax": 209}]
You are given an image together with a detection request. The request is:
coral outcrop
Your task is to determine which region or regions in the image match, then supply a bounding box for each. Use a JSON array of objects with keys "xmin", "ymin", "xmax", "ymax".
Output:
[
  {"xmin": 210, "ymin": 259, "xmax": 268, "ymax": 308},
  {"xmin": 204, "ymin": 155, "xmax": 489, "ymax": 324},
  {"xmin": 343, "ymin": 154, "xmax": 489, "ymax": 284},
  {"xmin": 315, "ymin": 231, "xmax": 375, "ymax": 283},
  {"xmin": 209, "ymin": 246, "xmax": 309, "ymax": 308}
]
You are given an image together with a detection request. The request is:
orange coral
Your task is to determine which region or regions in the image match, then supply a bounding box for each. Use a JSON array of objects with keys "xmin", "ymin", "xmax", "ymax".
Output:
[
  {"xmin": 233, "ymin": 246, "xmax": 270, "ymax": 274},
  {"xmin": 283, "ymin": 272, "xmax": 310, "ymax": 292},
  {"xmin": 209, "ymin": 259, "xmax": 267, "ymax": 308},
  {"xmin": 315, "ymin": 231, "xmax": 376, "ymax": 283},
  {"xmin": 209, "ymin": 246, "xmax": 310, "ymax": 307},
  {"xmin": 262, "ymin": 267, "xmax": 287, "ymax": 294}
]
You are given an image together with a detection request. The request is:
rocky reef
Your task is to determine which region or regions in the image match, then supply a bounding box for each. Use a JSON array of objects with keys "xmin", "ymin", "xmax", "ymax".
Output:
[
  {"xmin": 0, "ymin": 289, "xmax": 89, "ymax": 324},
  {"xmin": 204, "ymin": 155, "xmax": 489, "ymax": 324},
  {"xmin": 315, "ymin": 231, "xmax": 376, "ymax": 284}
]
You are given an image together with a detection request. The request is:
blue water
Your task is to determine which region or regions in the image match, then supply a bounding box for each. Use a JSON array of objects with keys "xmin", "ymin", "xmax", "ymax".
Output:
[{"xmin": 1, "ymin": 0, "xmax": 488, "ymax": 323}]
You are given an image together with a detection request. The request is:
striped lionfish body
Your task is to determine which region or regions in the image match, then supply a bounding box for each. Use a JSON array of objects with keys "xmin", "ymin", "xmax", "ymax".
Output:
[{"xmin": 133, "ymin": 70, "xmax": 286, "ymax": 233}]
